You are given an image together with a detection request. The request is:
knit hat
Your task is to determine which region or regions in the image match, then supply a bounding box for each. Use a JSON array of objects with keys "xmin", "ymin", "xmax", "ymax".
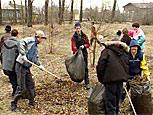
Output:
[
  {"xmin": 5, "ymin": 25, "xmax": 11, "ymax": 32},
  {"xmin": 74, "ymin": 22, "xmax": 81, "ymax": 28},
  {"xmin": 35, "ymin": 30, "xmax": 47, "ymax": 39}
]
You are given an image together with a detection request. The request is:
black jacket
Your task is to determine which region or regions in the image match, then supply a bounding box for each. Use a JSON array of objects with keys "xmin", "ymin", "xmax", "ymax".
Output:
[
  {"xmin": 96, "ymin": 41, "xmax": 129, "ymax": 83},
  {"xmin": 121, "ymin": 34, "xmax": 131, "ymax": 46}
]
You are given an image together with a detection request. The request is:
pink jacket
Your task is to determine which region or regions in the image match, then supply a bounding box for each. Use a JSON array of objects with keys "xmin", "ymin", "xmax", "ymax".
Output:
[{"xmin": 128, "ymin": 28, "xmax": 145, "ymax": 39}]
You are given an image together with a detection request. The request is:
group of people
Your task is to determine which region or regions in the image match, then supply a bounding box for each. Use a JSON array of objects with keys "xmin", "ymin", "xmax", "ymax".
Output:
[
  {"xmin": 71, "ymin": 22, "xmax": 150, "ymax": 114},
  {"xmin": 0, "ymin": 25, "xmax": 47, "ymax": 111},
  {"xmin": 0, "ymin": 22, "xmax": 151, "ymax": 114}
]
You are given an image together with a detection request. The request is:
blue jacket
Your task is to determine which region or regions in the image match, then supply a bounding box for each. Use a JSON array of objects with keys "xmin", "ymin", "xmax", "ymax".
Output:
[
  {"xmin": 128, "ymin": 39, "xmax": 143, "ymax": 76},
  {"xmin": 16, "ymin": 37, "xmax": 40, "ymax": 68}
]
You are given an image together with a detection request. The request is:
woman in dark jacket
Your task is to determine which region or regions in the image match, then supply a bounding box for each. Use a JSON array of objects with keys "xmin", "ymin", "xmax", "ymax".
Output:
[{"xmin": 96, "ymin": 41, "xmax": 129, "ymax": 115}]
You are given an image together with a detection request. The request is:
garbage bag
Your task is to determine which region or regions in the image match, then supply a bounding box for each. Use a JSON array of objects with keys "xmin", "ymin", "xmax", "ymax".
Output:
[
  {"xmin": 131, "ymin": 81, "xmax": 152, "ymax": 115},
  {"xmin": 65, "ymin": 49, "xmax": 85, "ymax": 82},
  {"xmin": 88, "ymin": 83, "xmax": 105, "ymax": 115}
]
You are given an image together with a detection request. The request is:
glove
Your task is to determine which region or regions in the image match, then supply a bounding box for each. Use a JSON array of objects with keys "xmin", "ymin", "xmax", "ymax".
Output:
[
  {"xmin": 39, "ymin": 65, "xmax": 45, "ymax": 71},
  {"xmin": 22, "ymin": 55, "xmax": 28, "ymax": 61},
  {"xmin": 123, "ymin": 82, "xmax": 126, "ymax": 88},
  {"xmin": 80, "ymin": 45, "xmax": 84, "ymax": 49}
]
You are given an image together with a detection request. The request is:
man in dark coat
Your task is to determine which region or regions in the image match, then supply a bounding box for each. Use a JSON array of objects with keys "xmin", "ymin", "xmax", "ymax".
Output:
[
  {"xmin": 71, "ymin": 22, "xmax": 90, "ymax": 89},
  {"xmin": 1, "ymin": 29, "xmax": 18, "ymax": 96},
  {"xmin": 96, "ymin": 41, "xmax": 129, "ymax": 115}
]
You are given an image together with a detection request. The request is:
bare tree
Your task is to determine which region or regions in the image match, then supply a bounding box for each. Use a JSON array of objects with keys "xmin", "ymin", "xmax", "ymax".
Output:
[
  {"xmin": 61, "ymin": 0, "xmax": 65, "ymax": 22},
  {"xmin": 58, "ymin": 0, "xmax": 62, "ymax": 24},
  {"xmin": 111, "ymin": 0, "xmax": 117, "ymax": 22},
  {"xmin": 45, "ymin": 0, "xmax": 49, "ymax": 25},
  {"xmin": 0, "ymin": 0, "xmax": 2, "ymax": 25},
  {"xmin": 80, "ymin": 0, "xmax": 83, "ymax": 22},
  {"xmin": 27, "ymin": 0, "xmax": 33, "ymax": 27},
  {"xmin": 25, "ymin": 0, "xmax": 28, "ymax": 23},
  {"xmin": 69, "ymin": 0, "xmax": 74, "ymax": 24},
  {"xmin": 21, "ymin": 1, "xmax": 24, "ymax": 22},
  {"xmin": 13, "ymin": 0, "xmax": 17, "ymax": 24}
]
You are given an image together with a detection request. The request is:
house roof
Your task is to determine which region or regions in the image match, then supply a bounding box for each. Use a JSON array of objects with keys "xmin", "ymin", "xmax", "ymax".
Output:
[{"xmin": 123, "ymin": 3, "xmax": 153, "ymax": 9}]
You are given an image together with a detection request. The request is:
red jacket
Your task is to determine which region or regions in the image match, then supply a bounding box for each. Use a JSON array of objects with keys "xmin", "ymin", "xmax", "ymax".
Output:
[{"xmin": 71, "ymin": 31, "xmax": 90, "ymax": 54}]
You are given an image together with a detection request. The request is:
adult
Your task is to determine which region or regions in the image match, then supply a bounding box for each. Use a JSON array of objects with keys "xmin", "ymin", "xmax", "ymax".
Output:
[
  {"xmin": 11, "ymin": 30, "xmax": 47, "ymax": 111},
  {"xmin": 1, "ymin": 29, "xmax": 19, "ymax": 96},
  {"xmin": 96, "ymin": 41, "xmax": 129, "ymax": 115},
  {"xmin": 71, "ymin": 22, "xmax": 90, "ymax": 89}
]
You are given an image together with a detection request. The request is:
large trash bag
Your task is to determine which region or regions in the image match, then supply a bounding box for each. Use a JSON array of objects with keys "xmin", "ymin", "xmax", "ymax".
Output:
[
  {"xmin": 65, "ymin": 49, "xmax": 85, "ymax": 82},
  {"xmin": 130, "ymin": 79, "xmax": 152, "ymax": 115},
  {"xmin": 88, "ymin": 83, "xmax": 105, "ymax": 115}
]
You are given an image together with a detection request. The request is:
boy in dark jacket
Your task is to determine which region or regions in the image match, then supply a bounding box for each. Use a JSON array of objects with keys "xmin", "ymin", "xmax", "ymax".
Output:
[
  {"xmin": 121, "ymin": 28, "xmax": 131, "ymax": 46},
  {"xmin": 0, "ymin": 25, "xmax": 12, "ymax": 61},
  {"xmin": 96, "ymin": 41, "xmax": 129, "ymax": 115},
  {"xmin": 71, "ymin": 22, "xmax": 90, "ymax": 89},
  {"xmin": 1, "ymin": 29, "xmax": 18, "ymax": 96}
]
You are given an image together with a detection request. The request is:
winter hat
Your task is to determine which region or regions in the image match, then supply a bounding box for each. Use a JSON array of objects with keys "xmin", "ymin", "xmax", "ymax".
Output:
[
  {"xmin": 74, "ymin": 22, "xmax": 81, "ymax": 28},
  {"xmin": 5, "ymin": 25, "xmax": 11, "ymax": 32},
  {"xmin": 35, "ymin": 30, "xmax": 47, "ymax": 39},
  {"xmin": 129, "ymin": 39, "xmax": 141, "ymax": 49}
]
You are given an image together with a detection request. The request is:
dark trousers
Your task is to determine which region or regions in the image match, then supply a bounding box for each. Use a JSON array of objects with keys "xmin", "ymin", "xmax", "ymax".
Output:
[
  {"xmin": 3, "ymin": 70, "xmax": 17, "ymax": 96},
  {"xmin": 121, "ymin": 82, "xmax": 130, "ymax": 100},
  {"xmin": 83, "ymin": 54, "xmax": 89, "ymax": 85},
  {"xmin": 104, "ymin": 82, "xmax": 123, "ymax": 115},
  {"xmin": 11, "ymin": 62, "xmax": 35, "ymax": 105}
]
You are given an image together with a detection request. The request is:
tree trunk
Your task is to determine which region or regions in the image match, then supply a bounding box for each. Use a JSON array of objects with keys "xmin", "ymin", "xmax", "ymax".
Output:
[
  {"xmin": 80, "ymin": 0, "xmax": 83, "ymax": 22},
  {"xmin": 49, "ymin": 0, "xmax": 54, "ymax": 53},
  {"xmin": 92, "ymin": 39, "xmax": 97, "ymax": 67},
  {"xmin": 61, "ymin": 0, "xmax": 65, "ymax": 23},
  {"xmin": 69, "ymin": 0, "xmax": 74, "ymax": 24},
  {"xmin": 13, "ymin": 0, "xmax": 17, "ymax": 24},
  {"xmin": 111, "ymin": 0, "xmax": 117, "ymax": 22},
  {"xmin": 0, "ymin": 0, "xmax": 2, "ymax": 25},
  {"xmin": 21, "ymin": 0, "xmax": 24, "ymax": 23},
  {"xmin": 58, "ymin": 0, "xmax": 62, "ymax": 24},
  {"xmin": 27, "ymin": 0, "xmax": 33, "ymax": 27},
  {"xmin": 25, "ymin": 0, "xmax": 28, "ymax": 23},
  {"xmin": 45, "ymin": 0, "xmax": 49, "ymax": 25}
]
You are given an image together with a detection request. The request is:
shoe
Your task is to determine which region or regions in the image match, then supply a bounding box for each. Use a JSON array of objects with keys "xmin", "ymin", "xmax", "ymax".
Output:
[
  {"xmin": 29, "ymin": 101, "xmax": 36, "ymax": 106},
  {"xmin": 86, "ymin": 84, "xmax": 90, "ymax": 90},
  {"xmin": 11, "ymin": 102, "xmax": 18, "ymax": 112}
]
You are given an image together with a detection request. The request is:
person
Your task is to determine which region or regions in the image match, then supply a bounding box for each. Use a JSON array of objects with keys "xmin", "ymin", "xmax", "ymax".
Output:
[
  {"xmin": 96, "ymin": 40, "xmax": 129, "ymax": 115},
  {"xmin": 128, "ymin": 22, "xmax": 146, "ymax": 51},
  {"xmin": 11, "ymin": 30, "xmax": 47, "ymax": 112},
  {"xmin": 90, "ymin": 21, "xmax": 100, "ymax": 46},
  {"xmin": 71, "ymin": 22, "xmax": 90, "ymax": 89},
  {"xmin": 121, "ymin": 28, "xmax": 131, "ymax": 46},
  {"xmin": 121, "ymin": 39, "xmax": 150, "ymax": 101},
  {"xmin": 1, "ymin": 29, "xmax": 19, "ymax": 96},
  {"xmin": 112, "ymin": 30, "xmax": 122, "ymax": 41},
  {"xmin": 0, "ymin": 25, "xmax": 12, "ymax": 61}
]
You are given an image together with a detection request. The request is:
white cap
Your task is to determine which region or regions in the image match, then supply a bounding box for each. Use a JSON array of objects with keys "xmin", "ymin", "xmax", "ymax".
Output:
[{"xmin": 35, "ymin": 30, "xmax": 47, "ymax": 39}]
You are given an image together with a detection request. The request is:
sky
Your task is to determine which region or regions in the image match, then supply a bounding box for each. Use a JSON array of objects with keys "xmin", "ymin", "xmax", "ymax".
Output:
[{"xmin": 1, "ymin": 0, "xmax": 153, "ymax": 11}]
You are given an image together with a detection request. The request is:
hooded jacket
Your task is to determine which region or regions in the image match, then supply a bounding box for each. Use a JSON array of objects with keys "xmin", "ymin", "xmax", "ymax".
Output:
[
  {"xmin": 1, "ymin": 37, "xmax": 18, "ymax": 71},
  {"xmin": 128, "ymin": 39, "xmax": 150, "ymax": 79},
  {"xmin": 96, "ymin": 41, "xmax": 129, "ymax": 83}
]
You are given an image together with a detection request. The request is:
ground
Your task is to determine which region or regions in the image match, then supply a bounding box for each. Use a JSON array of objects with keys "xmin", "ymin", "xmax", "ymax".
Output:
[{"xmin": 0, "ymin": 22, "xmax": 152, "ymax": 115}]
